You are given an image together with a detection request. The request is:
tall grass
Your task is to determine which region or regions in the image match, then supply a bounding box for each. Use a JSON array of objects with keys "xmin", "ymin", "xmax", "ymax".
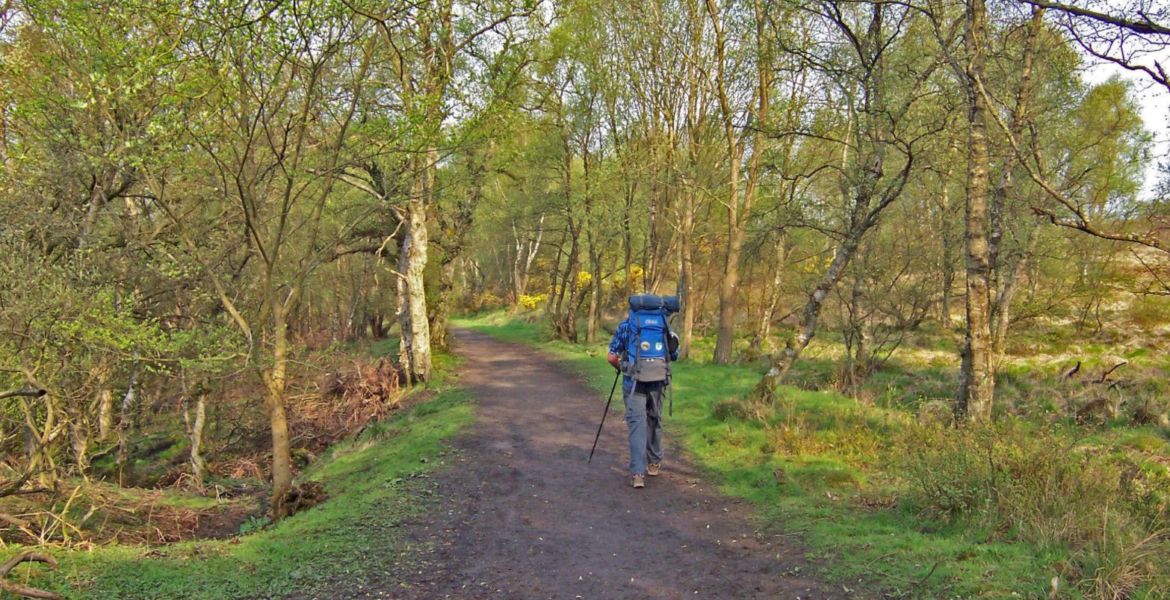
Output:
[{"xmin": 900, "ymin": 420, "xmax": 1169, "ymax": 597}]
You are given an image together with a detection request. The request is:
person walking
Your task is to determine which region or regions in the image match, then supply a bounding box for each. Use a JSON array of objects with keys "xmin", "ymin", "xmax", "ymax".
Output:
[{"xmin": 607, "ymin": 296, "xmax": 679, "ymax": 488}]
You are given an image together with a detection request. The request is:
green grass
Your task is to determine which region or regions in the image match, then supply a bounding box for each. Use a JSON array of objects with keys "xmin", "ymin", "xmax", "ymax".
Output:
[
  {"xmin": 15, "ymin": 386, "xmax": 473, "ymax": 599},
  {"xmin": 454, "ymin": 310, "xmax": 1168, "ymax": 599}
]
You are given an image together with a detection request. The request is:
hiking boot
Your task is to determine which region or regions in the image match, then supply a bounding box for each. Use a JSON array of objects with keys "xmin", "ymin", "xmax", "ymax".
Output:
[
  {"xmin": 647, "ymin": 463, "xmax": 661, "ymax": 477},
  {"xmin": 631, "ymin": 474, "xmax": 645, "ymax": 489}
]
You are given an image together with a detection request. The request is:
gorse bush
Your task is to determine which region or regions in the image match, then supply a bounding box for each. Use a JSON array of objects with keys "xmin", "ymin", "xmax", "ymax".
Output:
[
  {"xmin": 899, "ymin": 419, "xmax": 1169, "ymax": 596},
  {"xmin": 518, "ymin": 293, "xmax": 548, "ymax": 310}
]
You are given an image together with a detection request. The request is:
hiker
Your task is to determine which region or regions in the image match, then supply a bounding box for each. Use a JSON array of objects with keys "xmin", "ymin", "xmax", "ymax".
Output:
[{"xmin": 607, "ymin": 295, "xmax": 680, "ymax": 489}]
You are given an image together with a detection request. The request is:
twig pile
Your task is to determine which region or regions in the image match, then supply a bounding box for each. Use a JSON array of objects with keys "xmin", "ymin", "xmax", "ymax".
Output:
[{"xmin": 300, "ymin": 358, "xmax": 405, "ymax": 449}]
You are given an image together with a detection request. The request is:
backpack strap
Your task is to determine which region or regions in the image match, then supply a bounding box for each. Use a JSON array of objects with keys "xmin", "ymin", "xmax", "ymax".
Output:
[
  {"xmin": 632, "ymin": 317, "xmax": 642, "ymax": 380},
  {"xmin": 662, "ymin": 310, "xmax": 674, "ymax": 416}
]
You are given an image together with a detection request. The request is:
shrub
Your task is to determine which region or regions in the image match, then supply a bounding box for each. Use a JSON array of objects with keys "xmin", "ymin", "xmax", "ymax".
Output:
[
  {"xmin": 712, "ymin": 398, "xmax": 750, "ymax": 421},
  {"xmin": 898, "ymin": 420, "xmax": 1169, "ymax": 596},
  {"xmin": 518, "ymin": 293, "xmax": 548, "ymax": 310},
  {"xmin": 1126, "ymin": 295, "xmax": 1170, "ymax": 329}
]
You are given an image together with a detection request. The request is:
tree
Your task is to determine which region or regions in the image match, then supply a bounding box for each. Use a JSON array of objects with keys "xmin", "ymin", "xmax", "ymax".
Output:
[
  {"xmin": 1021, "ymin": 0, "xmax": 1168, "ymax": 89},
  {"xmin": 344, "ymin": 0, "xmax": 534, "ymax": 378},
  {"xmin": 956, "ymin": 0, "xmax": 996, "ymax": 422},
  {"xmin": 752, "ymin": 0, "xmax": 947, "ymax": 402},
  {"xmin": 161, "ymin": 1, "xmax": 370, "ymax": 518}
]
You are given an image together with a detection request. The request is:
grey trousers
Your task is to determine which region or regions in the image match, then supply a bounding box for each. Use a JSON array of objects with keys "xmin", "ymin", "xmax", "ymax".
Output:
[{"xmin": 623, "ymin": 381, "xmax": 664, "ymax": 476}]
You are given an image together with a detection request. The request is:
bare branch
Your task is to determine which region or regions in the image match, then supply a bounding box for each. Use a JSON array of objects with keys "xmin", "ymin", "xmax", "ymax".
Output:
[
  {"xmin": 1019, "ymin": 0, "xmax": 1170, "ymax": 35},
  {"xmin": 0, "ymin": 388, "xmax": 46, "ymax": 401}
]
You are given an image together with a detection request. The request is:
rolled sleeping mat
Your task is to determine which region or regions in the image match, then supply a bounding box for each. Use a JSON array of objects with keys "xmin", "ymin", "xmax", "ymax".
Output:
[{"xmin": 628, "ymin": 294, "xmax": 681, "ymax": 314}]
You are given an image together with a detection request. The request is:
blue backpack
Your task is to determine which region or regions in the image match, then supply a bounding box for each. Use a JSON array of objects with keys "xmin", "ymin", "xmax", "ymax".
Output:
[{"xmin": 624, "ymin": 295, "xmax": 680, "ymax": 383}]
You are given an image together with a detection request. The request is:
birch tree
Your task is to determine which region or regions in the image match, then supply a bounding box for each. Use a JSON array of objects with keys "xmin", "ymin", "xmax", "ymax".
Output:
[{"xmin": 752, "ymin": 0, "xmax": 947, "ymax": 402}]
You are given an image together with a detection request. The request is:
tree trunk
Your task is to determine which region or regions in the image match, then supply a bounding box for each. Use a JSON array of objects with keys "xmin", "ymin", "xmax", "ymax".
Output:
[
  {"xmin": 712, "ymin": 0, "xmax": 769, "ymax": 364},
  {"xmin": 752, "ymin": 230, "xmax": 863, "ymax": 403},
  {"xmin": 553, "ymin": 132, "xmax": 580, "ymax": 342},
  {"xmin": 97, "ymin": 388, "xmax": 113, "ymax": 440},
  {"xmin": 555, "ymin": 219, "xmax": 581, "ymax": 342},
  {"xmin": 991, "ymin": 238, "xmax": 1035, "ymax": 361},
  {"xmin": 957, "ymin": 0, "xmax": 995, "ymax": 423},
  {"xmin": 115, "ymin": 363, "xmax": 139, "ymax": 486},
  {"xmin": 645, "ymin": 192, "xmax": 657, "ymax": 292},
  {"xmin": 623, "ymin": 183, "xmax": 635, "ymax": 297},
  {"xmin": 940, "ymin": 272, "xmax": 954, "ymax": 328},
  {"xmin": 511, "ymin": 227, "xmax": 524, "ymax": 305},
  {"xmin": 396, "ymin": 246, "xmax": 413, "ymax": 385},
  {"xmin": 266, "ymin": 305, "xmax": 294, "ymax": 519},
  {"xmin": 189, "ymin": 394, "xmax": 207, "ymax": 487},
  {"xmin": 678, "ymin": 192, "xmax": 696, "ymax": 360},
  {"xmin": 711, "ymin": 159, "xmax": 741, "ymax": 364},
  {"xmin": 510, "ymin": 215, "xmax": 544, "ymax": 305},
  {"xmin": 430, "ymin": 263, "xmax": 454, "ymax": 352},
  {"xmin": 937, "ymin": 146, "xmax": 959, "ymax": 329},
  {"xmin": 69, "ymin": 419, "xmax": 89, "ymax": 480},
  {"xmin": 400, "ymin": 167, "xmax": 433, "ymax": 382},
  {"xmin": 753, "ymin": 234, "xmax": 787, "ymax": 350},
  {"xmin": 986, "ymin": 9, "xmax": 1042, "ymax": 366},
  {"xmin": 584, "ymin": 141, "xmax": 601, "ymax": 343},
  {"xmin": 587, "ymin": 241, "xmax": 601, "ymax": 343}
]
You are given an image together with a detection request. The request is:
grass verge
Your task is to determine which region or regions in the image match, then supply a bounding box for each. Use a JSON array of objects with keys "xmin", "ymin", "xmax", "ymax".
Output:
[
  {"xmin": 11, "ymin": 383, "xmax": 473, "ymax": 599},
  {"xmin": 455, "ymin": 310, "xmax": 1169, "ymax": 599}
]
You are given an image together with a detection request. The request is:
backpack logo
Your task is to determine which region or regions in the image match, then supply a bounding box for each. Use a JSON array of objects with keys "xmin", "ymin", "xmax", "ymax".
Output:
[{"xmin": 640, "ymin": 341, "xmax": 651, "ymax": 351}]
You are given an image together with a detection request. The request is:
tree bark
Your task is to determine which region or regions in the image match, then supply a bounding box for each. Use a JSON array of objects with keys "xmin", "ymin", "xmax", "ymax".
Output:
[
  {"xmin": 587, "ymin": 242, "xmax": 601, "ymax": 343},
  {"xmin": 266, "ymin": 304, "xmax": 294, "ymax": 519},
  {"xmin": 957, "ymin": 0, "xmax": 995, "ymax": 423},
  {"xmin": 69, "ymin": 418, "xmax": 89, "ymax": 480},
  {"xmin": 510, "ymin": 215, "xmax": 543, "ymax": 304},
  {"xmin": 97, "ymin": 387, "xmax": 113, "ymax": 440},
  {"xmin": 554, "ymin": 218, "xmax": 582, "ymax": 342},
  {"xmin": 115, "ymin": 363, "xmax": 139, "ymax": 486},
  {"xmin": 712, "ymin": 159, "xmax": 742, "ymax": 364},
  {"xmin": 189, "ymin": 394, "xmax": 207, "ymax": 486},
  {"xmin": 553, "ymin": 130, "xmax": 580, "ymax": 342},
  {"xmin": 937, "ymin": 144, "xmax": 959, "ymax": 329},
  {"xmin": 678, "ymin": 192, "xmax": 697, "ymax": 359},
  {"xmin": 399, "ymin": 158, "xmax": 433, "ymax": 382}
]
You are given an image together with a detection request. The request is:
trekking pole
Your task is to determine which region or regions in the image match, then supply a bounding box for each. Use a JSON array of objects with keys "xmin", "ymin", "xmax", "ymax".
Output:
[{"xmin": 588, "ymin": 370, "xmax": 621, "ymax": 464}]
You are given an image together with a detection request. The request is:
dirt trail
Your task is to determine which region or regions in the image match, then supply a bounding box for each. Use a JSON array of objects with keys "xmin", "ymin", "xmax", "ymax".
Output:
[{"xmin": 377, "ymin": 329, "xmax": 846, "ymax": 599}]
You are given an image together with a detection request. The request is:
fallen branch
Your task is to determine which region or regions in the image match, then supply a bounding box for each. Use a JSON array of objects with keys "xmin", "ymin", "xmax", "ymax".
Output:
[
  {"xmin": 1096, "ymin": 361, "xmax": 1127, "ymax": 384},
  {"xmin": 0, "ymin": 552, "xmax": 63, "ymax": 600}
]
